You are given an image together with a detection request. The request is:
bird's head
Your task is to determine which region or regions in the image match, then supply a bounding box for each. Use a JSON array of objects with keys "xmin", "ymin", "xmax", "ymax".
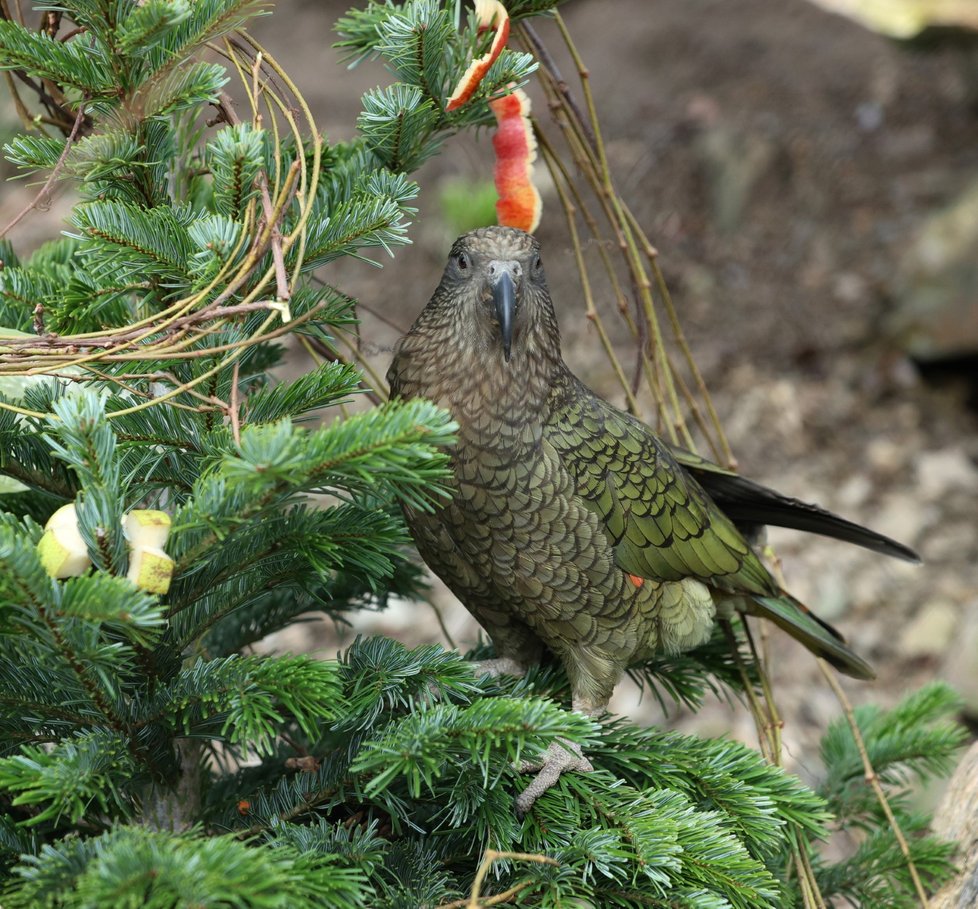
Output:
[{"xmin": 433, "ymin": 226, "xmax": 556, "ymax": 364}]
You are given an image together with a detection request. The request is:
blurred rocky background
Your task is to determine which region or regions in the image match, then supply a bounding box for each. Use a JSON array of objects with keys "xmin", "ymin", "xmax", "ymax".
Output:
[{"xmin": 3, "ymin": 0, "xmax": 977, "ymax": 784}]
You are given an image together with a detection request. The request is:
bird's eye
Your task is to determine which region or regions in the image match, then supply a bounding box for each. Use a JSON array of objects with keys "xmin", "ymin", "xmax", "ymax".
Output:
[
  {"xmin": 455, "ymin": 252, "xmax": 470, "ymax": 271},
  {"xmin": 533, "ymin": 254, "xmax": 543, "ymax": 273}
]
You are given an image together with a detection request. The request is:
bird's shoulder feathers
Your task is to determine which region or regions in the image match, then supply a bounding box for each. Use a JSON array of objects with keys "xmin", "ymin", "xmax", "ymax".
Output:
[{"xmin": 544, "ymin": 376, "xmax": 774, "ymax": 596}]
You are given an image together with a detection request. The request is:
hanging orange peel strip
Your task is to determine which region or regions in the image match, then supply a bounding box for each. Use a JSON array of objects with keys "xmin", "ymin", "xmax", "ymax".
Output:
[
  {"xmin": 445, "ymin": 0, "xmax": 541, "ymax": 233},
  {"xmin": 445, "ymin": 0, "xmax": 511, "ymax": 111},
  {"xmin": 490, "ymin": 87, "xmax": 541, "ymax": 232}
]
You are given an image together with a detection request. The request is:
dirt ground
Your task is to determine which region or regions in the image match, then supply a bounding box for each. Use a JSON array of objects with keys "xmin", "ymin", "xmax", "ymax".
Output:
[{"xmin": 3, "ymin": 0, "xmax": 978, "ymax": 784}]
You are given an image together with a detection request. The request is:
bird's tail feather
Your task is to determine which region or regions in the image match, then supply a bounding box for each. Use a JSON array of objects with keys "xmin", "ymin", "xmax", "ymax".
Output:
[
  {"xmin": 690, "ymin": 469, "xmax": 920, "ymax": 564},
  {"xmin": 747, "ymin": 594, "xmax": 876, "ymax": 680}
]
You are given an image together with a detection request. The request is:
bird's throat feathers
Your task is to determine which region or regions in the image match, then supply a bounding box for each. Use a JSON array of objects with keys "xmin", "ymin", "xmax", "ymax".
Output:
[
  {"xmin": 388, "ymin": 226, "xmax": 565, "ymax": 434},
  {"xmin": 392, "ymin": 304, "xmax": 562, "ymax": 429}
]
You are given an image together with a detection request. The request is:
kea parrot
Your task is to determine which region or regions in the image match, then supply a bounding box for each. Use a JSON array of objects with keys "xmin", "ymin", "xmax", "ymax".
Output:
[{"xmin": 387, "ymin": 226, "xmax": 918, "ymax": 813}]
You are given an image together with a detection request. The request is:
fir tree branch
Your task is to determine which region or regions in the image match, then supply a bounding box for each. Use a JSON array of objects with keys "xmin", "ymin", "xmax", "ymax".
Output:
[
  {"xmin": 818, "ymin": 661, "xmax": 932, "ymax": 908},
  {"xmin": 0, "ymin": 3, "xmax": 90, "ymax": 134}
]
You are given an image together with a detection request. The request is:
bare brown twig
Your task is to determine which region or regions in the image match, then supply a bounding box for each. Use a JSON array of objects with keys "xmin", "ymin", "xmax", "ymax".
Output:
[
  {"xmin": 0, "ymin": 100, "xmax": 86, "ymax": 241},
  {"xmin": 257, "ymin": 168, "xmax": 293, "ymax": 307},
  {"xmin": 520, "ymin": 22, "xmax": 596, "ymax": 151},
  {"xmin": 0, "ymin": 37, "xmax": 324, "ymax": 426},
  {"xmin": 0, "ymin": 300, "xmax": 300, "ymax": 355},
  {"xmin": 229, "ymin": 360, "xmax": 242, "ymax": 445},
  {"xmin": 433, "ymin": 849, "xmax": 557, "ymax": 909}
]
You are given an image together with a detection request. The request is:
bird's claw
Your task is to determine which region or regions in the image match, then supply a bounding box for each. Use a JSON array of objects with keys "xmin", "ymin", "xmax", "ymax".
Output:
[{"xmin": 515, "ymin": 738, "xmax": 593, "ymax": 815}]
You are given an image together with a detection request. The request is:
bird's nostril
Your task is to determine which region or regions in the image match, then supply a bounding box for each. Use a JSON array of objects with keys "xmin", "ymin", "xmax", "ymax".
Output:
[{"xmin": 488, "ymin": 260, "xmax": 521, "ymax": 281}]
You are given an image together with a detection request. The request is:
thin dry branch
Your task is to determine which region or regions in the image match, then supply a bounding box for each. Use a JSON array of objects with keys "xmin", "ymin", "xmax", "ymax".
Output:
[
  {"xmin": 0, "ymin": 100, "xmax": 86, "ymax": 240},
  {"xmin": 433, "ymin": 849, "xmax": 558, "ymax": 909},
  {"xmin": 818, "ymin": 661, "xmax": 932, "ymax": 908},
  {"xmin": 0, "ymin": 37, "xmax": 324, "ymax": 423}
]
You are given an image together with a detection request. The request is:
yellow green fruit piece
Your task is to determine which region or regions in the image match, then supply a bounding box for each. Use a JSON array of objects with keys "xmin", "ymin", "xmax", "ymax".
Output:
[
  {"xmin": 46, "ymin": 503, "xmax": 82, "ymax": 532},
  {"xmin": 127, "ymin": 547, "xmax": 174, "ymax": 594},
  {"xmin": 122, "ymin": 510, "xmax": 171, "ymax": 551},
  {"xmin": 37, "ymin": 527, "xmax": 91, "ymax": 579}
]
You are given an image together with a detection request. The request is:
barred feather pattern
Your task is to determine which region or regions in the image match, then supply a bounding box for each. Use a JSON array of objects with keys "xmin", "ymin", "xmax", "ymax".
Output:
[
  {"xmin": 389, "ymin": 229, "xmax": 732, "ymax": 706},
  {"xmin": 388, "ymin": 227, "xmax": 893, "ymax": 710}
]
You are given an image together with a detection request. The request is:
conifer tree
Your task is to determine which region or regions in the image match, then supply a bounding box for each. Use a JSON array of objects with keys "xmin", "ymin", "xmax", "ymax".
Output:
[{"xmin": 0, "ymin": 1, "xmax": 964, "ymax": 906}]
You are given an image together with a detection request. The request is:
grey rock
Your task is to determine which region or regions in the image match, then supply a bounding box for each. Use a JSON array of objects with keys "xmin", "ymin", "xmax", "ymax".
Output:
[
  {"xmin": 915, "ymin": 448, "xmax": 978, "ymax": 502},
  {"xmin": 942, "ymin": 599, "xmax": 978, "ymax": 713},
  {"xmin": 897, "ymin": 599, "xmax": 959, "ymax": 658},
  {"xmin": 889, "ymin": 180, "xmax": 978, "ymax": 360}
]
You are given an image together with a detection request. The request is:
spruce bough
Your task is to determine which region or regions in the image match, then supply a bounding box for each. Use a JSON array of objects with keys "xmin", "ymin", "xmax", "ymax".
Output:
[{"xmin": 0, "ymin": 1, "xmax": 963, "ymax": 906}]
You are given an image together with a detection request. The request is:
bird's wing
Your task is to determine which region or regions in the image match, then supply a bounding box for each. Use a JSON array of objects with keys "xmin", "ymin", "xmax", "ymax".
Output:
[
  {"xmin": 545, "ymin": 378, "xmax": 877, "ymax": 679},
  {"xmin": 545, "ymin": 378, "xmax": 775, "ymax": 597}
]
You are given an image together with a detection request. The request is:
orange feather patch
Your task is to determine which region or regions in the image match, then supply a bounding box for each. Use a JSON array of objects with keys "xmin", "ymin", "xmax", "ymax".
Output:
[{"xmin": 628, "ymin": 574, "xmax": 645, "ymax": 588}]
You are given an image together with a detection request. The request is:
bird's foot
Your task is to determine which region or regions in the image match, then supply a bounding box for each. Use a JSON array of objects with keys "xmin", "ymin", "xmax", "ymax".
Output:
[
  {"xmin": 469, "ymin": 657, "xmax": 529, "ymax": 680},
  {"xmin": 515, "ymin": 739, "xmax": 593, "ymax": 815}
]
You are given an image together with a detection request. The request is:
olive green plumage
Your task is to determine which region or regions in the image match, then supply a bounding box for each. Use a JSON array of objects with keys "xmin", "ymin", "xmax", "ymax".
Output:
[{"xmin": 388, "ymin": 226, "xmax": 917, "ymax": 723}]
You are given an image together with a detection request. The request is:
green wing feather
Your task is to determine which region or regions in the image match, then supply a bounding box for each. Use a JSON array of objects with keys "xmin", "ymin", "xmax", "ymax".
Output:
[
  {"xmin": 545, "ymin": 376, "xmax": 774, "ymax": 596},
  {"xmin": 749, "ymin": 594, "xmax": 874, "ymax": 679},
  {"xmin": 545, "ymin": 376, "xmax": 875, "ymax": 679},
  {"xmin": 667, "ymin": 444, "xmax": 740, "ymax": 479}
]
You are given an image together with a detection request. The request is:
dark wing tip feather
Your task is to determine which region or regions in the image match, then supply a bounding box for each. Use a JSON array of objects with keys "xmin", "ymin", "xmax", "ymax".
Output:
[{"xmin": 691, "ymin": 470, "xmax": 921, "ymax": 564}]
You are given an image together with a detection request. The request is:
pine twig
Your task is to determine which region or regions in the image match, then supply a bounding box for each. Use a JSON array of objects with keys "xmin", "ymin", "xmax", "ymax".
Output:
[
  {"xmin": 818, "ymin": 661, "xmax": 932, "ymax": 908},
  {"xmin": 436, "ymin": 879, "xmax": 536, "ymax": 908},
  {"xmin": 427, "ymin": 595, "xmax": 457, "ymax": 650},
  {"xmin": 229, "ymin": 360, "xmax": 242, "ymax": 446},
  {"xmin": 520, "ymin": 21, "xmax": 595, "ymax": 151},
  {"xmin": 433, "ymin": 849, "xmax": 557, "ymax": 909},
  {"xmin": 538, "ymin": 138, "xmax": 639, "ymax": 416}
]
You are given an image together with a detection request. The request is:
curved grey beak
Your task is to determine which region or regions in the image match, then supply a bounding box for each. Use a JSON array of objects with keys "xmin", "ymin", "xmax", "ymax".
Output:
[{"xmin": 490, "ymin": 268, "xmax": 517, "ymax": 362}]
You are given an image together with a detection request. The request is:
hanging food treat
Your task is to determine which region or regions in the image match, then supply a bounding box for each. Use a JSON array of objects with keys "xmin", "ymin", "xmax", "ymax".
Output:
[
  {"xmin": 446, "ymin": 0, "xmax": 510, "ymax": 111},
  {"xmin": 122, "ymin": 509, "xmax": 174, "ymax": 594},
  {"xmin": 126, "ymin": 546, "xmax": 175, "ymax": 595},
  {"xmin": 37, "ymin": 503, "xmax": 91, "ymax": 579},
  {"xmin": 445, "ymin": 1, "xmax": 542, "ymax": 232},
  {"xmin": 490, "ymin": 87, "xmax": 541, "ymax": 232},
  {"xmin": 122, "ymin": 509, "xmax": 172, "ymax": 551}
]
